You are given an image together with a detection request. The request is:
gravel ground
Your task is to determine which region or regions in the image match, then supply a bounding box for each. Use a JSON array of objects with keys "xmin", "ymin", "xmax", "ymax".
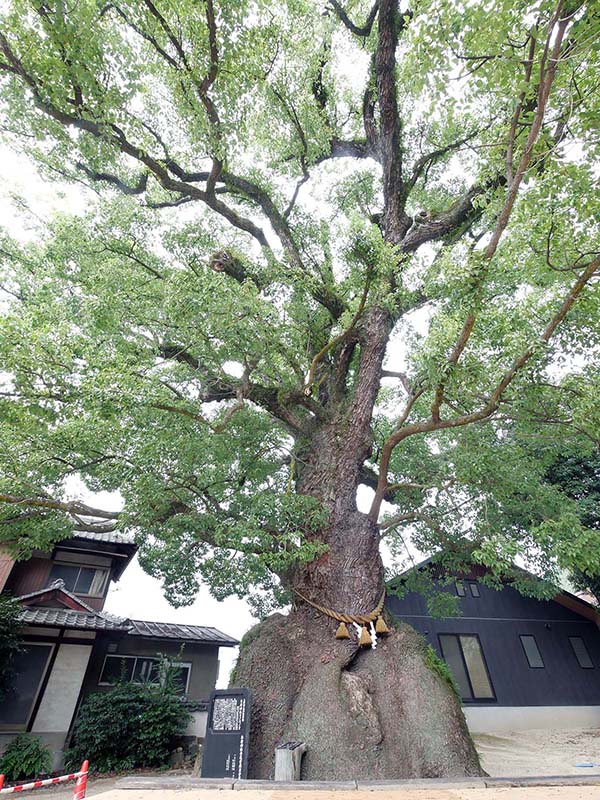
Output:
[{"xmin": 473, "ymin": 728, "xmax": 600, "ymax": 776}]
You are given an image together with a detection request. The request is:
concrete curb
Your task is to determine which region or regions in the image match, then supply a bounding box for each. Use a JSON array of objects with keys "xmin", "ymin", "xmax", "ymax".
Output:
[
  {"xmin": 356, "ymin": 779, "xmax": 486, "ymax": 790},
  {"xmin": 483, "ymin": 775, "xmax": 600, "ymax": 787},
  {"xmin": 233, "ymin": 782, "xmax": 357, "ymax": 791},
  {"xmin": 115, "ymin": 774, "xmax": 600, "ymax": 791},
  {"xmin": 115, "ymin": 778, "xmax": 235, "ymax": 790}
]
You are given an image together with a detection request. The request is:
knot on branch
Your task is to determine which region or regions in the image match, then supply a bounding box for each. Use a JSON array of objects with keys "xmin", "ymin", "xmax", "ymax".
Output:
[{"xmin": 209, "ymin": 250, "xmax": 250, "ymax": 284}]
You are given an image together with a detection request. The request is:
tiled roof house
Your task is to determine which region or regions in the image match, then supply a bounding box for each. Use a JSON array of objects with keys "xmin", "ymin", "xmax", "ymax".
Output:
[{"xmin": 0, "ymin": 530, "xmax": 237, "ymax": 769}]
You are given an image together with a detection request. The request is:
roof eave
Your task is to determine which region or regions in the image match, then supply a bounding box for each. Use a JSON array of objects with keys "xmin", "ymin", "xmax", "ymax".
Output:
[{"xmin": 126, "ymin": 632, "xmax": 239, "ymax": 647}]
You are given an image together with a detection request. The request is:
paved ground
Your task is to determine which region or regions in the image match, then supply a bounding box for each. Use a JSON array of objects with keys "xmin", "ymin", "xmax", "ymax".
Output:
[
  {"xmin": 21, "ymin": 774, "xmax": 124, "ymax": 800},
  {"xmin": 85, "ymin": 788, "xmax": 600, "ymax": 800}
]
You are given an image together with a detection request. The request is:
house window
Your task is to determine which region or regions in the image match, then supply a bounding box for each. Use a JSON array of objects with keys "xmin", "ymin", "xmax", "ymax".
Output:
[
  {"xmin": 438, "ymin": 634, "xmax": 495, "ymax": 702},
  {"xmin": 569, "ymin": 636, "xmax": 594, "ymax": 669},
  {"xmin": 455, "ymin": 581, "xmax": 466, "ymax": 597},
  {"xmin": 133, "ymin": 658, "xmax": 160, "ymax": 684},
  {"xmin": 49, "ymin": 563, "xmax": 108, "ymax": 596},
  {"xmin": 99, "ymin": 654, "xmax": 135, "ymax": 684},
  {"xmin": 468, "ymin": 582, "xmax": 480, "ymax": 597},
  {"xmin": 520, "ymin": 635, "xmax": 544, "ymax": 668},
  {"xmin": 99, "ymin": 655, "xmax": 191, "ymax": 694},
  {"xmin": 0, "ymin": 643, "xmax": 54, "ymax": 730},
  {"xmin": 168, "ymin": 663, "xmax": 192, "ymax": 694}
]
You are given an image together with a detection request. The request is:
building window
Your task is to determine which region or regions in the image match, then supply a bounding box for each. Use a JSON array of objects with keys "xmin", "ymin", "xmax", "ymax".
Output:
[
  {"xmin": 569, "ymin": 636, "xmax": 594, "ymax": 669},
  {"xmin": 438, "ymin": 634, "xmax": 495, "ymax": 702},
  {"xmin": 0, "ymin": 643, "xmax": 54, "ymax": 730},
  {"xmin": 519, "ymin": 634, "xmax": 544, "ymax": 668},
  {"xmin": 49, "ymin": 563, "xmax": 108, "ymax": 596},
  {"xmin": 99, "ymin": 655, "xmax": 191, "ymax": 694},
  {"xmin": 168, "ymin": 663, "xmax": 192, "ymax": 694},
  {"xmin": 99, "ymin": 654, "xmax": 136, "ymax": 684},
  {"xmin": 468, "ymin": 582, "xmax": 480, "ymax": 597},
  {"xmin": 133, "ymin": 657, "xmax": 161, "ymax": 684},
  {"xmin": 455, "ymin": 581, "xmax": 466, "ymax": 597}
]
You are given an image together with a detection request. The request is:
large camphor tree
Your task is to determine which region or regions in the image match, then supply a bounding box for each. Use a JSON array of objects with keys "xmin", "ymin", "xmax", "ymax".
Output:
[{"xmin": 1, "ymin": 0, "xmax": 600, "ymax": 779}]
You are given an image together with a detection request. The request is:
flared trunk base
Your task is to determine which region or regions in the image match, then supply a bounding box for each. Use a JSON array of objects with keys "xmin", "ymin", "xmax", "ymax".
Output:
[{"xmin": 231, "ymin": 611, "xmax": 483, "ymax": 780}]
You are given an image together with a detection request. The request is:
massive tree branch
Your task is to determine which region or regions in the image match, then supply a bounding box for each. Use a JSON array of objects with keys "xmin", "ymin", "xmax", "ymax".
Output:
[
  {"xmin": 76, "ymin": 163, "xmax": 148, "ymax": 195},
  {"xmin": 0, "ymin": 494, "xmax": 120, "ymax": 519},
  {"xmin": 485, "ymin": 1, "xmax": 574, "ymax": 262},
  {"xmin": 328, "ymin": 0, "xmax": 379, "ymax": 37},
  {"xmin": 376, "ymin": 0, "xmax": 411, "ymax": 244},
  {"xmin": 157, "ymin": 344, "xmax": 312, "ymax": 432},
  {"xmin": 400, "ymin": 178, "xmax": 505, "ymax": 252},
  {"xmin": 0, "ymin": 494, "xmax": 121, "ymax": 534},
  {"xmin": 369, "ymin": 253, "xmax": 600, "ymax": 519},
  {"xmin": 414, "ymin": 1, "xmax": 576, "ymax": 424}
]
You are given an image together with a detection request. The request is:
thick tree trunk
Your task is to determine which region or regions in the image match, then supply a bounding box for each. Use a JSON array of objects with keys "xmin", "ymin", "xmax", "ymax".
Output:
[
  {"xmin": 232, "ymin": 511, "xmax": 481, "ymax": 780},
  {"xmin": 230, "ymin": 305, "xmax": 481, "ymax": 779},
  {"xmin": 232, "ymin": 610, "xmax": 482, "ymax": 780},
  {"xmin": 290, "ymin": 306, "xmax": 391, "ymax": 613}
]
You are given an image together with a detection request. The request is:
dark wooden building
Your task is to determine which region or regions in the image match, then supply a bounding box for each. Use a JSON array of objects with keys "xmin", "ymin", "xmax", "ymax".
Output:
[{"xmin": 386, "ymin": 559, "xmax": 600, "ymax": 733}]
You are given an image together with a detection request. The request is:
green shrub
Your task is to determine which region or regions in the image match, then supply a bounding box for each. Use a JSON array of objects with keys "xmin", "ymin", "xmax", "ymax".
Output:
[
  {"xmin": 424, "ymin": 644, "xmax": 461, "ymax": 700},
  {"xmin": 0, "ymin": 734, "xmax": 52, "ymax": 782},
  {"xmin": 66, "ymin": 680, "xmax": 191, "ymax": 772}
]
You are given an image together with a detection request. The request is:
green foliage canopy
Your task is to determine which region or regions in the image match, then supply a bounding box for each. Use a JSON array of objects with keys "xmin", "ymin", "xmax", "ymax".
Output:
[
  {"xmin": 0, "ymin": 0, "xmax": 599, "ymax": 609},
  {"xmin": 543, "ymin": 452, "xmax": 600, "ymax": 601}
]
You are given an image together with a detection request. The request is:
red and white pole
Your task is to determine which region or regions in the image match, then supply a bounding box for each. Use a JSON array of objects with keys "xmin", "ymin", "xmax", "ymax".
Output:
[
  {"xmin": 0, "ymin": 761, "xmax": 88, "ymax": 797},
  {"xmin": 72, "ymin": 762, "xmax": 88, "ymax": 800}
]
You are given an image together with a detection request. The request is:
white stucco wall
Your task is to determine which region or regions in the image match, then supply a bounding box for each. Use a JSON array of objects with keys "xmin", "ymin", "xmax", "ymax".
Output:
[
  {"xmin": 464, "ymin": 705, "xmax": 600, "ymax": 733},
  {"xmin": 185, "ymin": 710, "xmax": 208, "ymax": 738},
  {"xmin": 32, "ymin": 643, "xmax": 93, "ymax": 732}
]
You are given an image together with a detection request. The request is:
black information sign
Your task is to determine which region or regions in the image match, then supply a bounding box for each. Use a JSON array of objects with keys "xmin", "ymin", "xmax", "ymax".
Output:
[{"xmin": 202, "ymin": 688, "xmax": 251, "ymax": 779}]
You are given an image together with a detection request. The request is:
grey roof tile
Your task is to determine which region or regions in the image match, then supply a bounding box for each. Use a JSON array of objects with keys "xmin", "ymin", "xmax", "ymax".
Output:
[
  {"xmin": 18, "ymin": 603, "xmax": 237, "ymax": 643},
  {"xmin": 128, "ymin": 618, "xmax": 238, "ymax": 646},
  {"xmin": 19, "ymin": 606, "xmax": 131, "ymax": 631},
  {"xmin": 15, "ymin": 585, "xmax": 237, "ymax": 644},
  {"xmin": 71, "ymin": 530, "xmax": 135, "ymax": 545}
]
